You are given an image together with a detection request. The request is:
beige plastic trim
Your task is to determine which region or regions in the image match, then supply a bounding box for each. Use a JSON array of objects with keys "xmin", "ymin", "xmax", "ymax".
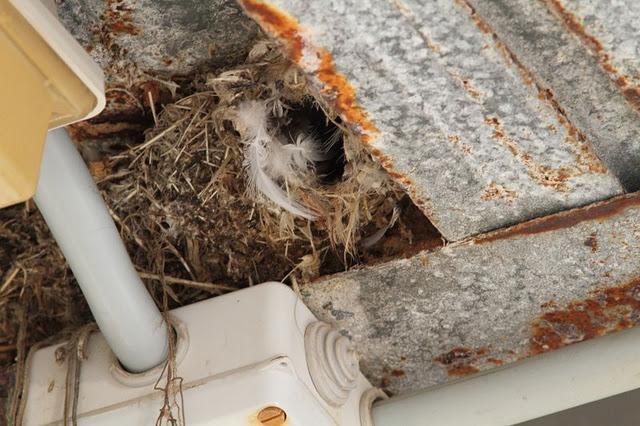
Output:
[
  {"xmin": 0, "ymin": 0, "xmax": 105, "ymax": 208},
  {"xmin": 9, "ymin": 0, "xmax": 105, "ymax": 123}
]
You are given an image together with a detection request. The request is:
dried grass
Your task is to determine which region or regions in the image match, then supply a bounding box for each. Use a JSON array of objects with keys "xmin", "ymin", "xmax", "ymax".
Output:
[
  {"xmin": 0, "ymin": 38, "xmax": 429, "ymax": 419},
  {"xmin": 102, "ymin": 38, "xmax": 402, "ymax": 291}
]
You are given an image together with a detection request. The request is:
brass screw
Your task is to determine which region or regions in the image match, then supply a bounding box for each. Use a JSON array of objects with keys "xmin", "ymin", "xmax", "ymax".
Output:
[{"xmin": 257, "ymin": 406, "xmax": 287, "ymax": 425}]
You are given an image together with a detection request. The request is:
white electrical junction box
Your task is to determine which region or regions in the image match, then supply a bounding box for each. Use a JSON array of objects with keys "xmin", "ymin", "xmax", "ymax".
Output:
[{"xmin": 22, "ymin": 283, "xmax": 376, "ymax": 425}]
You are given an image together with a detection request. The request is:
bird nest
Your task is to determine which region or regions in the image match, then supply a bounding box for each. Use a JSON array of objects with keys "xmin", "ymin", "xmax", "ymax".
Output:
[
  {"xmin": 0, "ymin": 38, "xmax": 443, "ymax": 413},
  {"xmin": 101, "ymin": 38, "xmax": 407, "ymax": 290}
]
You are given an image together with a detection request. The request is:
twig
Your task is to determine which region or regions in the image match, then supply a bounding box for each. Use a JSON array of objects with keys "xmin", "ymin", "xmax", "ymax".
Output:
[
  {"xmin": 0, "ymin": 267, "xmax": 20, "ymax": 295},
  {"xmin": 154, "ymin": 254, "xmax": 185, "ymax": 426},
  {"xmin": 8, "ymin": 306, "xmax": 27, "ymax": 425},
  {"xmin": 133, "ymin": 118, "xmax": 186, "ymax": 152},
  {"xmin": 0, "ymin": 343, "xmax": 17, "ymax": 353},
  {"xmin": 148, "ymin": 90, "xmax": 159, "ymax": 125},
  {"xmin": 142, "ymin": 74, "xmax": 180, "ymax": 98},
  {"xmin": 138, "ymin": 272, "xmax": 236, "ymax": 292}
]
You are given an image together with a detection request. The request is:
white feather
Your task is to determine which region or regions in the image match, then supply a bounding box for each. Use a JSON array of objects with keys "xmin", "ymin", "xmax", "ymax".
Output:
[
  {"xmin": 324, "ymin": 127, "xmax": 343, "ymax": 151},
  {"xmin": 264, "ymin": 139, "xmax": 299, "ymax": 181},
  {"xmin": 237, "ymin": 100, "xmax": 317, "ymax": 219},
  {"xmin": 267, "ymin": 132, "xmax": 325, "ymax": 180},
  {"xmin": 361, "ymin": 205, "xmax": 401, "ymax": 248},
  {"xmin": 236, "ymin": 100, "xmax": 270, "ymax": 142},
  {"xmin": 245, "ymin": 138, "xmax": 316, "ymax": 219},
  {"xmin": 291, "ymin": 132, "xmax": 327, "ymax": 164}
]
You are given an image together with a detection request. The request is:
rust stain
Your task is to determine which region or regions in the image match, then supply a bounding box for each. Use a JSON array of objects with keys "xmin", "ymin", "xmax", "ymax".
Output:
[
  {"xmin": 462, "ymin": 78, "xmax": 482, "ymax": 100},
  {"xmin": 494, "ymin": 39, "xmax": 535, "ymax": 87},
  {"xmin": 88, "ymin": 160, "xmax": 112, "ymax": 181},
  {"xmin": 456, "ymin": 0, "xmax": 493, "ymax": 36},
  {"xmin": 489, "ymin": 76, "xmax": 605, "ymax": 178},
  {"xmin": 481, "ymin": 182, "xmax": 517, "ymax": 203},
  {"xmin": 621, "ymin": 86, "xmax": 640, "ymax": 111},
  {"xmin": 584, "ymin": 232, "xmax": 598, "ymax": 252},
  {"xmin": 448, "ymin": 134, "xmax": 473, "ymax": 155},
  {"xmin": 316, "ymin": 49, "xmax": 380, "ymax": 141},
  {"xmin": 390, "ymin": 368, "xmax": 406, "ymax": 377},
  {"xmin": 530, "ymin": 277, "xmax": 640, "ymax": 355},
  {"xmin": 484, "ymin": 116, "xmax": 580, "ymax": 191},
  {"xmin": 537, "ymin": 87, "xmax": 607, "ymax": 174},
  {"xmin": 239, "ymin": 1, "xmax": 379, "ymax": 144},
  {"xmin": 109, "ymin": 21, "xmax": 138, "ymax": 35},
  {"xmin": 240, "ymin": 0, "xmax": 304, "ymax": 62},
  {"xmin": 435, "ymin": 347, "xmax": 474, "ymax": 365},
  {"xmin": 447, "ymin": 365, "xmax": 480, "ymax": 377},
  {"xmin": 105, "ymin": 0, "xmax": 140, "ymax": 36},
  {"xmin": 434, "ymin": 346, "xmax": 492, "ymax": 377},
  {"xmin": 461, "ymin": 0, "xmax": 609, "ymax": 175},
  {"xmin": 379, "ymin": 365, "xmax": 408, "ymax": 392},
  {"xmin": 545, "ymin": 0, "xmax": 640, "ymax": 112},
  {"xmin": 458, "ymin": 0, "xmax": 533, "ymax": 87},
  {"xmin": 545, "ymin": 0, "xmax": 603, "ymax": 54},
  {"xmin": 67, "ymin": 119, "xmax": 147, "ymax": 141},
  {"xmin": 475, "ymin": 192, "xmax": 640, "ymax": 244}
]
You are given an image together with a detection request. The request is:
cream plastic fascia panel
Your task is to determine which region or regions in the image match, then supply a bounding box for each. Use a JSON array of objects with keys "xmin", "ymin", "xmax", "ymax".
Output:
[{"xmin": 9, "ymin": 0, "xmax": 105, "ymax": 125}]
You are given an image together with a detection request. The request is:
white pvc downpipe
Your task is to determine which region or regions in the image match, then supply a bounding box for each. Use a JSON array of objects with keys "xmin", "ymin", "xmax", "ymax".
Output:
[
  {"xmin": 371, "ymin": 325, "xmax": 640, "ymax": 426},
  {"xmin": 34, "ymin": 128, "xmax": 169, "ymax": 373}
]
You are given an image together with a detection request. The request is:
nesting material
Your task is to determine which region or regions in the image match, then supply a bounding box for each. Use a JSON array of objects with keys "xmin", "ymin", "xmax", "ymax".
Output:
[
  {"xmin": 102, "ymin": 38, "xmax": 404, "ymax": 290},
  {"xmin": 0, "ymin": 38, "xmax": 442, "ymax": 398}
]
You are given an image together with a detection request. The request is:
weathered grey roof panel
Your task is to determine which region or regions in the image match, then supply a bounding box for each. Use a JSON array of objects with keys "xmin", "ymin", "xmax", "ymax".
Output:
[
  {"xmin": 467, "ymin": 0, "xmax": 640, "ymax": 190},
  {"xmin": 301, "ymin": 193, "xmax": 640, "ymax": 395},
  {"xmin": 549, "ymin": 0, "xmax": 640, "ymax": 93},
  {"xmin": 239, "ymin": 0, "xmax": 624, "ymax": 241},
  {"xmin": 58, "ymin": 0, "xmax": 258, "ymax": 76}
]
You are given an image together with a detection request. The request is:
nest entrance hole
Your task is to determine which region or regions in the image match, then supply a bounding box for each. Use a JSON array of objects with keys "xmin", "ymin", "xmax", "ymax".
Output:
[{"xmin": 284, "ymin": 99, "xmax": 347, "ymax": 185}]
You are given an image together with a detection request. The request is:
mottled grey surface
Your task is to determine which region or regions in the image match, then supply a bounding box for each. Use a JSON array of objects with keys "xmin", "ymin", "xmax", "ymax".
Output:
[
  {"xmin": 57, "ymin": 0, "xmax": 258, "ymax": 76},
  {"xmin": 301, "ymin": 194, "xmax": 640, "ymax": 395},
  {"xmin": 558, "ymin": 0, "xmax": 640, "ymax": 87},
  {"xmin": 241, "ymin": 0, "xmax": 624, "ymax": 241},
  {"xmin": 467, "ymin": 0, "xmax": 640, "ymax": 191}
]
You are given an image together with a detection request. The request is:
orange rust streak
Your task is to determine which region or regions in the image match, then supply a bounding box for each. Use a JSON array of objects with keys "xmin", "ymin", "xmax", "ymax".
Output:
[
  {"xmin": 434, "ymin": 346, "xmax": 489, "ymax": 377},
  {"xmin": 434, "ymin": 347, "xmax": 473, "ymax": 365},
  {"xmin": 239, "ymin": 0, "xmax": 304, "ymax": 62},
  {"xmin": 545, "ymin": 0, "xmax": 604, "ymax": 54},
  {"xmin": 447, "ymin": 365, "xmax": 479, "ymax": 377},
  {"xmin": 487, "ymin": 358, "xmax": 503, "ymax": 366},
  {"xmin": 463, "ymin": 0, "xmax": 609, "ymax": 173},
  {"xmin": 390, "ymin": 369, "xmax": 406, "ymax": 377},
  {"xmin": 531, "ymin": 277, "xmax": 640, "ymax": 355},
  {"xmin": 316, "ymin": 49, "xmax": 379, "ymax": 140},
  {"xmin": 109, "ymin": 21, "xmax": 139, "ymax": 35},
  {"xmin": 545, "ymin": 0, "xmax": 640, "ymax": 112},
  {"xmin": 475, "ymin": 193, "xmax": 640, "ymax": 244},
  {"xmin": 239, "ymin": 0, "xmax": 378, "ymax": 144}
]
